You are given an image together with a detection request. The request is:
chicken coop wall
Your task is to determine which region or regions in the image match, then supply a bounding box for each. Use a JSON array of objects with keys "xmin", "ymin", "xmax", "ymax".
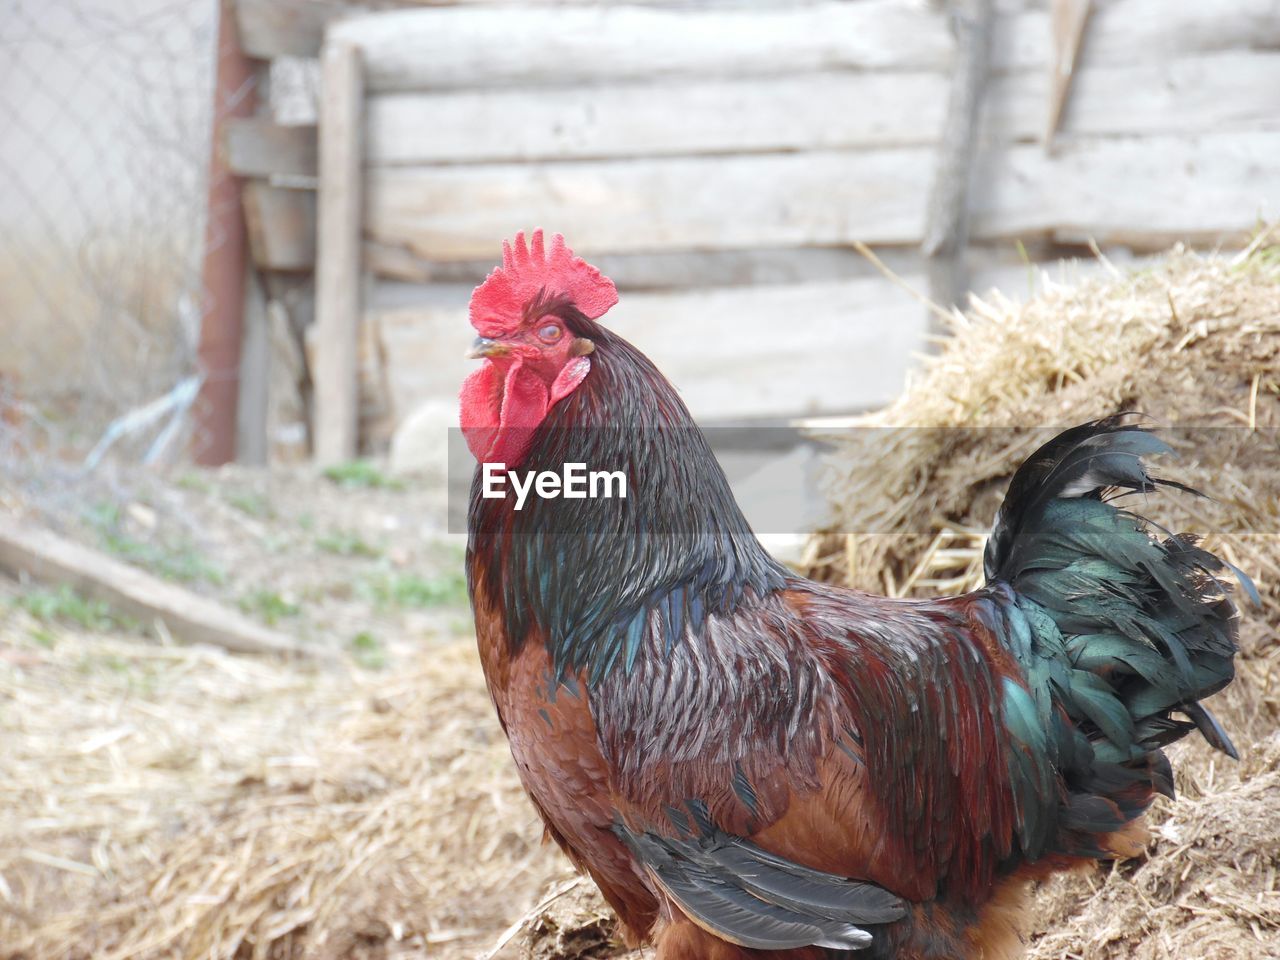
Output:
[{"xmin": 222, "ymin": 0, "xmax": 1280, "ymax": 465}]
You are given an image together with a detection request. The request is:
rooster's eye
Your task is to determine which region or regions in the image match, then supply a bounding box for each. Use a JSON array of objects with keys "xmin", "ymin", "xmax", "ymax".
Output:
[{"xmin": 537, "ymin": 323, "xmax": 563, "ymax": 344}]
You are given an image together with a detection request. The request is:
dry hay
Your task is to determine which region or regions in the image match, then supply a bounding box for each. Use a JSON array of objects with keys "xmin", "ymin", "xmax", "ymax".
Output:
[
  {"xmin": 798, "ymin": 242, "xmax": 1280, "ymax": 761},
  {"xmin": 1026, "ymin": 733, "xmax": 1280, "ymax": 960},
  {"xmin": 0, "ymin": 579, "xmax": 354, "ymax": 956},
  {"xmin": 1, "ymin": 616, "xmax": 565, "ymax": 960},
  {"xmin": 801, "ymin": 242, "xmax": 1279, "ymax": 607},
  {"xmin": 798, "ymin": 240, "xmax": 1280, "ymax": 748}
]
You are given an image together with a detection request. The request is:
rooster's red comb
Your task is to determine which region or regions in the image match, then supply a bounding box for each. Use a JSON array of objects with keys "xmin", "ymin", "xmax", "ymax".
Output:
[{"xmin": 469, "ymin": 230, "xmax": 618, "ymax": 337}]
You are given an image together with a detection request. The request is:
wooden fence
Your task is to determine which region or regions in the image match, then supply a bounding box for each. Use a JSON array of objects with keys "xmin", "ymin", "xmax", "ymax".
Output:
[{"xmin": 216, "ymin": 0, "xmax": 1280, "ymax": 465}]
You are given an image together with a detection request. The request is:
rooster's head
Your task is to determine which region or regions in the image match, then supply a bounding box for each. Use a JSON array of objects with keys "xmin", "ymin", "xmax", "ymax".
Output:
[{"xmin": 460, "ymin": 230, "xmax": 618, "ymax": 467}]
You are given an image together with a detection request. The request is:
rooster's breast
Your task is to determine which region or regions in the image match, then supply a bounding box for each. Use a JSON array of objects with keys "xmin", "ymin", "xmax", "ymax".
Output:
[{"xmin": 482, "ymin": 628, "xmax": 659, "ymax": 938}]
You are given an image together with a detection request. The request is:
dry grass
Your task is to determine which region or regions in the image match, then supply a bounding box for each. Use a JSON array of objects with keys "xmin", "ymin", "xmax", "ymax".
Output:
[
  {"xmin": 0, "ymin": 603, "xmax": 564, "ymax": 960},
  {"xmin": 1026, "ymin": 733, "xmax": 1280, "ymax": 960},
  {"xmin": 801, "ymin": 243, "xmax": 1280, "ymax": 608}
]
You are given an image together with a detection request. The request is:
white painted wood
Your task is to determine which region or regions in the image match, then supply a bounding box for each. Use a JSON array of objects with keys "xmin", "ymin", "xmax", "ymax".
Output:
[
  {"xmin": 313, "ymin": 40, "xmax": 365, "ymax": 466},
  {"xmin": 331, "ymin": 0, "xmax": 1280, "ymax": 93},
  {"xmin": 365, "ymin": 132, "xmax": 1280, "ymax": 261},
  {"xmin": 364, "ymin": 52, "xmax": 1280, "ymax": 166}
]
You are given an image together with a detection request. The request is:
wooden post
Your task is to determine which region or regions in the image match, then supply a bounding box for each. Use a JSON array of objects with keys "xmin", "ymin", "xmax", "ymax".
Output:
[
  {"xmin": 313, "ymin": 39, "xmax": 364, "ymax": 466},
  {"xmin": 194, "ymin": 0, "xmax": 258, "ymax": 465},
  {"xmin": 921, "ymin": 0, "xmax": 993, "ymax": 326}
]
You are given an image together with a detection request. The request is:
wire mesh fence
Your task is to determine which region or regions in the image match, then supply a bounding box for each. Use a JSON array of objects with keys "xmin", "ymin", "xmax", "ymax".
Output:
[
  {"xmin": 0, "ymin": 0, "xmax": 240, "ymax": 547},
  {"xmin": 0, "ymin": 0, "xmax": 227, "ymax": 516}
]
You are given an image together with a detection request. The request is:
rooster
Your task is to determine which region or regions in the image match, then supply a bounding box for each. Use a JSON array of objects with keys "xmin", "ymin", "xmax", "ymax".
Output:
[{"xmin": 461, "ymin": 231, "xmax": 1245, "ymax": 959}]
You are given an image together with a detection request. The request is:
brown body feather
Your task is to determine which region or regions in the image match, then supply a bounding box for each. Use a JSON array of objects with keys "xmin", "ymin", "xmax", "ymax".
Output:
[{"xmin": 473, "ymin": 560, "xmax": 1137, "ymax": 958}]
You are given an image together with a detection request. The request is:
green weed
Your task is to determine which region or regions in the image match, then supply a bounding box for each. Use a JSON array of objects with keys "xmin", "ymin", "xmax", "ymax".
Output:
[
  {"xmin": 322, "ymin": 460, "xmax": 403, "ymax": 491},
  {"xmin": 239, "ymin": 589, "xmax": 301, "ymax": 626},
  {"xmin": 350, "ymin": 630, "xmax": 386, "ymax": 669},
  {"xmin": 16, "ymin": 585, "xmax": 116, "ymax": 631},
  {"xmin": 316, "ymin": 531, "xmax": 382, "ymax": 559},
  {"xmin": 360, "ymin": 570, "xmax": 468, "ymax": 610}
]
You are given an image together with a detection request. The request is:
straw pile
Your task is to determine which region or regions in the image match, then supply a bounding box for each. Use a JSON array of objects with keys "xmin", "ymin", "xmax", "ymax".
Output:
[
  {"xmin": 801, "ymin": 243, "xmax": 1280, "ymax": 608},
  {"xmin": 0, "ymin": 600, "xmax": 565, "ymax": 960},
  {"xmin": 800, "ymin": 241, "xmax": 1280, "ymax": 758}
]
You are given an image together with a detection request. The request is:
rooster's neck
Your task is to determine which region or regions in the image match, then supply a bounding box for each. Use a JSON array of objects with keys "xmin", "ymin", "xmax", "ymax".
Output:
[{"xmin": 466, "ymin": 330, "xmax": 788, "ymax": 685}]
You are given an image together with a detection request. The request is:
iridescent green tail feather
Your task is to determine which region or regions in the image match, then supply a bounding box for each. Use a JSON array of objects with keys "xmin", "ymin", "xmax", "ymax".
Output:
[{"xmin": 983, "ymin": 417, "xmax": 1249, "ymax": 860}]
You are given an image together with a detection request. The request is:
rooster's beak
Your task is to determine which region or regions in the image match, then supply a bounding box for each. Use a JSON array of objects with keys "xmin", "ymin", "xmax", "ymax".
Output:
[{"xmin": 467, "ymin": 337, "xmax": 510, "ymax": 359}]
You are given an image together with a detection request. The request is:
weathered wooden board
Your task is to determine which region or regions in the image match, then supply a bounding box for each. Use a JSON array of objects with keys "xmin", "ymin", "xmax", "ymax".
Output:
[
  {"xmin": 971, "ymin": 133, "xmax": 1280, "ymax": 248},
  {"xmin": 373, "ymin": 276, "xmax": 936, "ymax": 425},
  {"xmin": 235, "ymin": 0, "xmax": 364, "ymax": 59},
  {"xmin": 242, "ymin": 182, "xmax": 317, "ymax": 271},
  {"xmin": 363, "ymin": 241, "xmax": 1045, "ymax": 289},
  {"xmin": 237, "ymin": 0, "xmax": 916, "ymax": 59},
  {"xmin": 1033, "ymin": 50, "xmax": 1280, "ymax": 142},
  {"xmin": 365, "ymin": 52, "xmax": 1280, "ymax": 165},
  {"xmin": 0, "ymin": 516, "xmax": 319, "ymax": 659},
  {"xmin": 365, "ymin": 132, "xmax": 1280, "ymax": 261},
  {"xmin": 367, "ymin": 252, "xmax": 1157, "ymax": 427},
  {"xmin": 1045, "ymin": 0, "xmax": 1092, "ymax": 144},
  {"xmin": 334, "ymin": 1, "xmax": 949, "ymax": 92},
  {"xmin": 225, "ymin": 118, "xmax": 317, "ymax": 178},
  {"xmin": 365, "ymin": 149, "xmax": 930, "ymax": 260},
  {"xmin": 237, "ymin": 266, "xmax": 270, "ymax": 465},
  {"xmin": 367, "ymin": 73, "xmax": 940, "ymax": 164},
  {"xmin": 331, "ymin": 0, "xmax": 1280, "ymax": 92}
]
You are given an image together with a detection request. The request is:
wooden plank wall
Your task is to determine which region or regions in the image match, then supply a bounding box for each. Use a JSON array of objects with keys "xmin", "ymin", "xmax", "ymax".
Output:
[{"xmin": 231, "ymin": 0, "xmax": 1280, "ymax": 447}]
